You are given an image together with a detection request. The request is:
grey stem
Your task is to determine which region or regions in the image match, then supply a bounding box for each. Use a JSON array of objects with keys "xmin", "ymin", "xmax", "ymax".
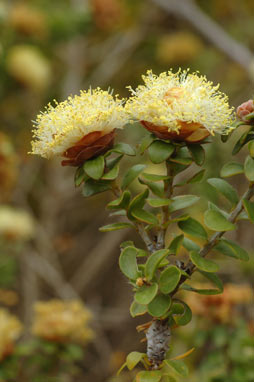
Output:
[{"xmin": 146, "ymin": 319, "xmax": 171, "ymax": 369}]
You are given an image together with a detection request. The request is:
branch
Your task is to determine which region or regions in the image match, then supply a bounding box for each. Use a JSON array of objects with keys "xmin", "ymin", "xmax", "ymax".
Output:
[
  {"xmin": 157, "ymin": 162, "xmax": 173, "ymax": 249},
  {"xmin": 151, "ymin": 0, "xmax": 254, "ymax": 74},
  {"xmin": 136, "ymin": 223, "xmax": 156, "ymax": 253},
  {"xmin": 175, "ymin": 182, "xmax": 254, "ymax": 293}
]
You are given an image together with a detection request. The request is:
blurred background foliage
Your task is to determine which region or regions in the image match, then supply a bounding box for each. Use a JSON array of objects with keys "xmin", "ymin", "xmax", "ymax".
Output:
[{"xmin": 0, "ymin": 0, "xmax": 253, "ymax": 381}]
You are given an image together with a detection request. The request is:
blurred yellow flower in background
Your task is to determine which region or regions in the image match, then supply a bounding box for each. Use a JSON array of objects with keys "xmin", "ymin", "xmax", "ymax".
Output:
[
  {"xmin": 126, "ymin": 69, "xmax": 235, "ymax": 143},
  {"xmin": 0, "ymin": 308, "xmax": 23, "ymax": 361},
  {"xmin": 6, "ymin": 45, "xmax": 51, "ymax": 91},
  {"xmin": 156, "ymin": 32, "xmax": 203, "ymax": 65},
  {"xmin": 0, "ymin": 206, "xmax": 35, "ymax": 241},
  {"xmin": 30, "ymin": 89, "xmax": 128, "ymax": 166},
  {"xmin": 32, "ymin": 300, "xmax": 94, "ymax": 343}
]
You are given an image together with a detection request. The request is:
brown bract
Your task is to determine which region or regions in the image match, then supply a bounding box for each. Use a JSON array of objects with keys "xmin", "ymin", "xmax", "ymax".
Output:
[
  {"xmin": 140, "ymin": 120, "xmax": 210, "ymax": 143},
  {"xmin": 61, "ymin": 130, "xmax": 115, "ymax": 167}
]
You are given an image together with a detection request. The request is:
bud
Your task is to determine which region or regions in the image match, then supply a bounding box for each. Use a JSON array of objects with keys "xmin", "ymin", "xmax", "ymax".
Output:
[{"xmin": 236, "ymin": 99, "xmax": 254, "ymax": 122}]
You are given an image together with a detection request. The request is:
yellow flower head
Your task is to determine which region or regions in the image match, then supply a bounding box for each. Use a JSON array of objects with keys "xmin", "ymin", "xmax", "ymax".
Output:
[
  {"xmin": 0, "ymin": 309, "xmax": 23, "ymax": 361},
  {"xmin": 32, "ymin": 300, "xmax": 94, "ymax": 344},
  {"xmin": 126, "ymin": 69, "xmax": 235, "ymax": 142},
  {"xmin": 31, "ymin": 88, "xmax": 128, "ymax": 162}
]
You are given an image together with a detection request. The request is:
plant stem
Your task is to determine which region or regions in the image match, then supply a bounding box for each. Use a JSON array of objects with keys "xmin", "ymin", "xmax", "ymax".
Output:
[
  {"xmin": 136, "ymin": 223, "xmax": 156, "ymax": 253},
  {"xmin": 111, "ymin": 180, "xmax": 121, "ymax": 198},
  {"xmin": 173, "ymin": 182, "xmax": 254, "ymax": 294},
  {"xmin": 157, "ymin": 161, "xmax": 174, "ymax": 249}
]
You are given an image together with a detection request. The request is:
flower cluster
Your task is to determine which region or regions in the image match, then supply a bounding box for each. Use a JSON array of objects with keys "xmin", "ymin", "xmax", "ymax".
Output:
[
  {"xmin": 30, "ymin": 69, "xmax": 235, "ymax": 163},
  {"xmin": 0, "ymin": 309, "xmax": 23, "ymax": 361},
  {"xmin": 32, "ymin": 300, "xmax": 94, "ymax": 343}
]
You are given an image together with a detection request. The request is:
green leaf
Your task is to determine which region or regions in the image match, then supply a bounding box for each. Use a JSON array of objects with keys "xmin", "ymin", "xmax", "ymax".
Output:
[
  {"xmin": 135, "ymin": 283, "xmax": 158, "ymax": 305},
  {"xmin": 171, "ymin": 162, "xmax": 189, "ymax": 175},
  {"xmin": 204, "ymin": 210, "xmax": 235, "ymax": 231},
  {"xmin": 82, "ymin": 179, "xmax": 111, "ymax": 197},
  {"xmin": 248, "ymin": 140, "xmax": 254, "ymax": 157},
  {"xmin": 181, "ymin": 283, "xmax": 222, "ymax": 295},
  {"xmin": 187, "ymin": 144, "xmax": 205, "ymax": 165},
  {"xmin": 148, "ymin": 141, "xmax": 175, "ymax": 164},
  {"xmin": 168, "ymin": 235, "xmax": 184, "ymax": 255},
  {"xmin": 84, "ymin": 155, "xmax": 105, "ymax": 180},
  {"xmin": 244, "ymin": 155, "xmax": 254, "ymax": 182},
  {"xmin": 164, "ymin": 359, "xmax": 188, "ymax": 377},
  {"xmin": 108, "ymin": 142, "xmax": 136, "ymax": 156},
  {"xmin": 187, "ymin": 169, "xmax": 206, "ymax": 184},
  {"xmin": 120, "ymin": 240, "xmax": 134, "ymax": 249},
  {"xmin": 220, "ymin": 162, "xmax": 244, "ymax": 178},
  {"xmin": 119, "ymin": 246, "xmax": 139, "ymax": 279},
  {"xmin": 139, "ymin": 133, "xmax": 154, "ymax": 154},
  {"xmin": 109, "ymin": 210, "xmax": 126, "ymax": 217},
  {"xmin": 130, "ymin": 301, "xmax": 147, "ymax": 317},
  {"xmin": 101, "ymin": 163, "xmax": 119, "ymax": 180},
  {"xmin": 173, "ymin": 301, "xmax": 192, "ymax": 326},
  {"xmin": 182, "ymin": 237, "xmax": 200, "ymax": 252},
  {"xmin": 207, "ymin": 178, "xmax": 239, "ymax": 205},
  {"xmin": 214, "ymin": 239, "xmax": 238, "ymax": 259},
  {"xmin": 232, "ymin": 130, "xmax": 254, "ymax": 155},
  {"xmin": 106, "ymin": 154, "xmax": 123, "ymax": 170},
  {"xmin": 171, "ymin": 303, "xmax": 184, "ymax": 315},
  {"xmin": 243, "ymin": 199, "xmax": 254, "ymax": 222},
  {"xmin": 99, "ymin": 223, "xmax": 133, "ymax": 232},
  {"xmin": 159, "ymin": 266, "xmax": 181, "ymax": 294},
  {"xmin": 131, "ymin": 209, "xmax": 159, "ymax": 225},
  {"xmin": 148, "ymin": 294, "xmax": 171, "ymax": 317},
  {"xmin": 128, "ymin": 189, "xmax": 149, "ymax": 219},
  {"xmin": 170, "ymin": 214, "xmax": 190, "ymax": 223},
  {"xmin": 220, "ymin": 239, "xmax": 249, "ymax": 261},
  {"xmin": 169, "ymin": 195, "xmax": 199, "ymax": 213},
  {"xmin": 139, "ymin": 178, "xmax": 164, "ymax": 197},
  {"xmin": 170, "ymin": 156, "xmax": 192, "ymax": 166},
  {"xmin": 198, "ymin": 270, "xmax": 224, "ymax": 292},
  {"xmin": 208, "ymin": 202, "xmax": 229, "ymax": 219},
  {"xmin": 107, "ymin": 190, "xmax": 131, "ymax": 210},
  {"xmin": 136, "ymin": 370, "xmax": 162, "ymax": 382},
  {"xmin": 122, "ymin": 164, "xmax": 146, "ymax": 190},
  {"xmin": 147, "ymin": 198, "xmax": 171, "ymax": 208},
  {"xmin": 142, "ymin": 173, "xmax": 171, "ymax": 182},
  {"xmin": 178, "ymin": 217, "xmax": 208, "ymax": 240},
  {"xmin": 190, "ymin": 251, "xmax": 219, "ymax": 272},
  {"xmin": 74, "ymin": 166, "xmax": 87, "ymax": 187},
  {"xmin": 137, "ymin": 249, "xmax": 148, "ymax": 257},
  {"xmin": 126, "ymin": 351, "xmax": 145, "ymax": 370},
  {"xmin": 145, "ymin": 249, "xmax": 170, "ymax": 281}
]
